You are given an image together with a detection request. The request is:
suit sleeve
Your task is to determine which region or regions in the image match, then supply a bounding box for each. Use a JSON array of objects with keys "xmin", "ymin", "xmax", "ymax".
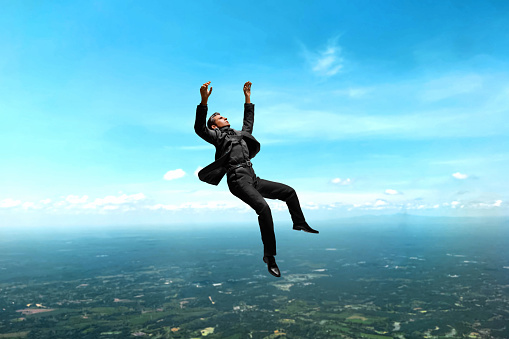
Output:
[
  {"xmin": 241, "ymin": 103, "xmax": 254, "ymax": 134},
  {"xmin": 194, "ymin": 104, "xmax": 218, "ymax": 145}
]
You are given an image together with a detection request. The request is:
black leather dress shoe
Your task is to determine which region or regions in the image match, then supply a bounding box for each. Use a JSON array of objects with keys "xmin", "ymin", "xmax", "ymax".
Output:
[
  {"xmin": 293, "ymin": 222, "xmax": 319, "ymax": 234},
  {"xmin": 263, "ymin": 256, "xmax": 281, "ymax": 277}
]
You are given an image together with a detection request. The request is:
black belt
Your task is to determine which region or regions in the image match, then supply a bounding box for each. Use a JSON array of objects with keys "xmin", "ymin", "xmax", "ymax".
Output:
[{"xmin": 226, "ymin": 160, "xmax": 252, "ymax": 174}]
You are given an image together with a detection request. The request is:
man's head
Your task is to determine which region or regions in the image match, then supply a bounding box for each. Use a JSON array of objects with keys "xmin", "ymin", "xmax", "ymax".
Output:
[{"xmin": 207, "ymin": 112, "xmax": 230, "ymax": 130}]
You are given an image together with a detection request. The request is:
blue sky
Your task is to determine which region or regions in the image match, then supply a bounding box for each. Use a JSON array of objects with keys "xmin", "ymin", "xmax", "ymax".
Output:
[{"xmin": 1, "ymin": 1, "xmax": 508, "ymax": 227}]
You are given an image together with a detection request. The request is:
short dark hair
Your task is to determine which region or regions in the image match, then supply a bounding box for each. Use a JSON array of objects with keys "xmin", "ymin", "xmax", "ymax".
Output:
[{"xmin": 207, "ymin": 112, "xmax": 221, "ymax": 130}]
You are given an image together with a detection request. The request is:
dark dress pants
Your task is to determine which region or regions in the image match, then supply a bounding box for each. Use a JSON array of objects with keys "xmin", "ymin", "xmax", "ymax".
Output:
[{"xmin": 226, "ymin": 166, "xmax": 307, "ymax": 257}]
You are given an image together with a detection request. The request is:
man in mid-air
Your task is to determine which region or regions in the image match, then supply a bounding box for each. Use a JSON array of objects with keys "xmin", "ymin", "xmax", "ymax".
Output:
[{"xmin": 194, "ymin": 81, "xmax": 319, "ymax": 277}]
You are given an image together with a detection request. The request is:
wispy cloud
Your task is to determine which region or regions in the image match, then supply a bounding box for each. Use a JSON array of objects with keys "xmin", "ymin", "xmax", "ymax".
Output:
[
  {"xmin": 302, "ymin": 36, "xmax": 344, "ymax": 77},
  {"xmin": 431, "ymin": 154, "xmax": 509, "ymax": 165},
  {"xmin": 385, "ymin": 189, "xmax": 401, "ymax": 195},
  {"xmin": 420, "ymin": 74, "xmax": 483, "ymax": 102},
  {"xmin": 163, "ymin": 169, "xmax": 186, "ymax": 181},
  {"xmin": 253, "ymin": 72, "xmax": 509, "ymax": 142},
  {"xmin": 256, "ymin": 100, "xmax": 507, "ymax": 141}
]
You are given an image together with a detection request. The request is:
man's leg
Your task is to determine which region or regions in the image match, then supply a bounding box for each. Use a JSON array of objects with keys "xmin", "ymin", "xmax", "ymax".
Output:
[
  {"xmin": 254, "ymin": 178, "xmax": 307, "ymax": 226},
  {"xmin": 227, "ymin": 175, "xmax": 277, "ymax": 257}
]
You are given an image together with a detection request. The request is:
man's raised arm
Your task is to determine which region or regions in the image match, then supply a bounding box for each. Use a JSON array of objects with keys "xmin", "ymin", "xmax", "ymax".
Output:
[
  {"xmin": 194, "ymin": 81, "xmax": 217, "ymax": 145},
  {"xmin": 242, "ymin": 81, "xmax": 254, "ymax": 134}
]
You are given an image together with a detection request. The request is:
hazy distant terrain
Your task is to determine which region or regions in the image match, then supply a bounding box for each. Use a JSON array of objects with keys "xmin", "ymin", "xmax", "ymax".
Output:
[{"xmin": 1, "ymin": 217, "xmax": 508, "ymax": 338}]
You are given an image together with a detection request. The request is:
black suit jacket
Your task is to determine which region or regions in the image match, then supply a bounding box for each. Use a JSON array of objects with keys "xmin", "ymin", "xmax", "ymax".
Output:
[{"xmin": 194, "ymin": 103, "xmax": 261, "ymax": 185}]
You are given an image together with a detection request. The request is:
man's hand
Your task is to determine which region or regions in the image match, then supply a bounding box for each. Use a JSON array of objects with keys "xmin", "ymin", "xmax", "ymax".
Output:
[
  {"xmin": 200, "ymin": 81, "xmax": 213, "ymax": 105},
  {"xmin": 243, "ymin": 81, "xmax": 252, "ymax": 104}
]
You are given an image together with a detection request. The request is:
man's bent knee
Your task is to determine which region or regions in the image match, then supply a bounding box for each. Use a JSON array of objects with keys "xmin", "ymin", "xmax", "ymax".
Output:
[
  {"xmin": 283, "ymin": 186, "xmax": 296, "ymax": 200},
  {"xmin": 256, "ymin": 202, "xmax": 271, "ymax": 217}
]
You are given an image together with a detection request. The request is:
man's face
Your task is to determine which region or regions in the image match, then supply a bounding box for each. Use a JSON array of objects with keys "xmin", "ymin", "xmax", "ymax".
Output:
[{"xmin": 212, "ymin": 115, "xmax": 230, "ymax": 129}]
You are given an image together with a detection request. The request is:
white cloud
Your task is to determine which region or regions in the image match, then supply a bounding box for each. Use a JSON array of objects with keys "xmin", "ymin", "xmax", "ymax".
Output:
[
  {"xmin": 470, "ymin": 200, "xmax": 503, "ymax": 209},
  {"xmin": 147, "ymin": 203, "xmax": 179, "ymax": 211},
  {"xmin": 299, "ymin": 191, "xmax": 393, "ymax": 208},
  {"xmin": 385, "ymin": 189, "xmax": 400, "ymax": 195},
  {"xmin": 84, "ymin": 193, "xmax": 146, "ymax": 210},
  {"xmin": 302, "ymin": 36, "xmax": 343, "ymax": 77},
  {"xmin": 0, "ymin": 187, "xmax": 505, "ymax": 219},
  {"xmin": 374, "ymin": 199, "xmax": 388, "ymax": 207},
  {"xmin": 303, "ymin": 202, "xmax": 320, "ymax": 210},
  {"xmin": 452, "ymin": 172, "xmax": 468, "ymax": 179},
  {"xmin": 451, "ymin": 201, "xmax": 460, "ymax": 208},
  {"xmin": 0, "ymin": 198, "xmax": 22, "ymax": 208},
  {"xmin": 348, "ymin": 199, "xmax": 395, "ymax": 210},
  {"xmin": 164, "ymin": 169, "xmax": 186, "ymax": 181},
  {"xmin": 268, "ymin": 201, "xmax": 288, "ymax": 211},
  {"xmin": 331, "ymin": 178, "xmax": 351, "ymax": 185}
]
